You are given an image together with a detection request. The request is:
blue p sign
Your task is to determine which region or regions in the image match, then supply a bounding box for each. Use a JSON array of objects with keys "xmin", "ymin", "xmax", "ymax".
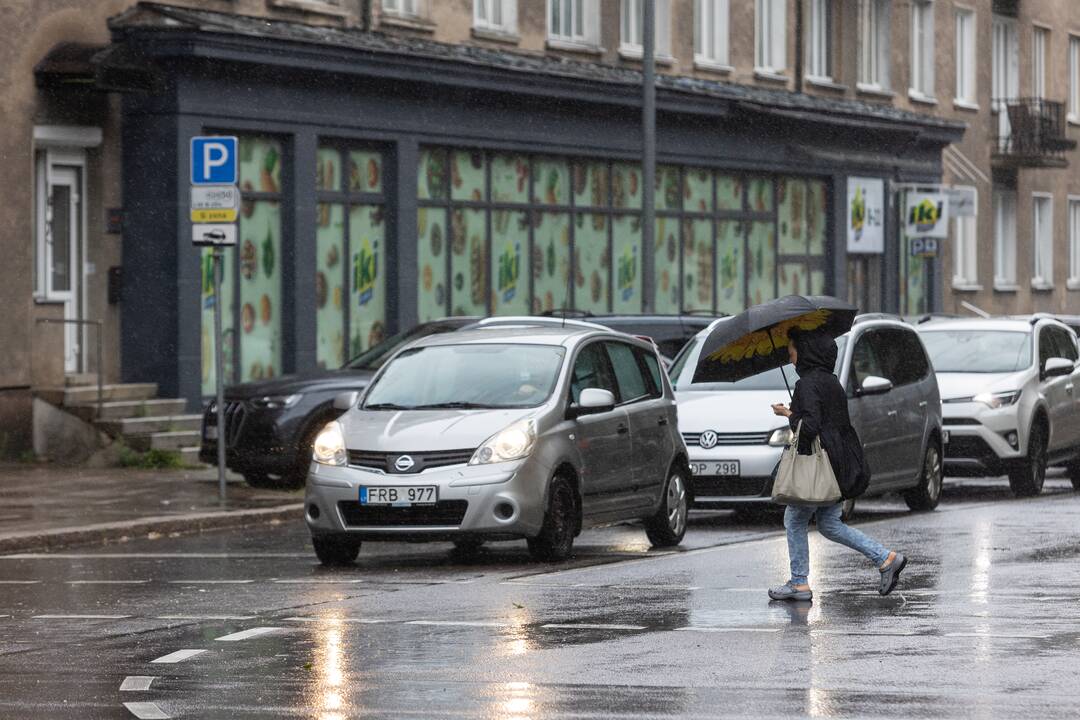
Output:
[{"xmin": 191, "ymin": 136, "xmax": 238, "ymax": 186}]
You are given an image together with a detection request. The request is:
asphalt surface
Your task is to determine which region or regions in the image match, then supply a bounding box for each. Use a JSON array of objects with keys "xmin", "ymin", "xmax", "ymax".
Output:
[{"xmin": 1, "ymin": 475, "xmax": 1078, "ymax": 719}]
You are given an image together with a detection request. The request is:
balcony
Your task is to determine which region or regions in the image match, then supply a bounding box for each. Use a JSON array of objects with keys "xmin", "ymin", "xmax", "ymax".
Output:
[{"xmin": 992, "ymin": 98, "xmax": 1077, "ymax": 169}]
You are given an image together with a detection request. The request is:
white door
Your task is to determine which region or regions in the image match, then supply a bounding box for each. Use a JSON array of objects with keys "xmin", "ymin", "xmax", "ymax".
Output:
[{"xmin": 45, "ymin": 166, "xmax": 83, "ymax": 373}]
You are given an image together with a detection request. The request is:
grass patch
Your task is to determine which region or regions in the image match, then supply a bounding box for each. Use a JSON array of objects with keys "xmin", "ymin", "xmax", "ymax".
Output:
[{"xmin": 117, "ymin": 447, "xmax": 185, "ymax": 470}]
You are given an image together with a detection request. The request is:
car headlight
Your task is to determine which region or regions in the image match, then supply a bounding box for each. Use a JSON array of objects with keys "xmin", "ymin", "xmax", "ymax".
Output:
[
  {"xmin": 768, "ymin": 427, "xmax": 794, "ymax": 447},
  {"xmin": 250, "ymin": 394, "xmax": 302, "ymax": 410},
  {"xmin": 312, "ymin": 421, "xmax": 347, "ymax": 466},
  {"xmin": 972, "ymin": 391, "xmax": 1021, "ymax": 409},
  {"xmin": 469, "ymin": 419, "xmax": 536, "ymax": 465}
]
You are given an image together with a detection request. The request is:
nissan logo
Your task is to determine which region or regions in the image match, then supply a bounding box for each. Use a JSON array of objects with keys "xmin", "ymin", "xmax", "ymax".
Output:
[
  {"xmin": 699, "ymin": 431, "xmax": 718, "ymax": 450},
  {"xmin": 394, "ymin": 455, "xmax": 416, "ymax": 472}
]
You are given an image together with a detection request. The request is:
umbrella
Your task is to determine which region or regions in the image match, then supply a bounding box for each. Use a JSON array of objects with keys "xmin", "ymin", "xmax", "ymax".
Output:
[{"xmin": 691, "ymin": 295, "xmax": 857, "ymax": 391}]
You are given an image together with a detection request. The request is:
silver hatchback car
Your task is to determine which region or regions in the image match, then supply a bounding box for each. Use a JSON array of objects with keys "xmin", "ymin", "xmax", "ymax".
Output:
[{"xmin": 304, "ymin": 324, "xmax": 691, "ymax": 565}]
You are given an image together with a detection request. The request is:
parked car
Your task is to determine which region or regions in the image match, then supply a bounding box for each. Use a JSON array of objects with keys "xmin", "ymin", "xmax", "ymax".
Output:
[
  {"xmin": 303, "ymin": 323, "xmax": 691, "ymax": 565},
  {"xmin": 670, "ymin": 315, "xmax": 944, "ymax": 517},
  {"xmin": 539, "ymin": 311, "xmax": 715, "ymax": 359},
  {"xmin": 918, "ymin": 317, "xmax": 1080, "ymax": 495},
  {"xmin": 200, "ymin": 317, "xmax": 477, "ymax": 489}
]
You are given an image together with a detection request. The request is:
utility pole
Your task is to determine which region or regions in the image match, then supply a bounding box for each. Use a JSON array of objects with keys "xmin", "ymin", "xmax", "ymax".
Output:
[{"xmin": 641, "ymin": 0, "xmax": 656, "ymax": 313}]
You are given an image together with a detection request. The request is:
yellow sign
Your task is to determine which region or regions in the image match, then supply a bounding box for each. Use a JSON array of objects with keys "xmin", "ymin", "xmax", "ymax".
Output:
[{"xmin": 191, "ymin": 208, "xmax": 238, "ymax": 223}]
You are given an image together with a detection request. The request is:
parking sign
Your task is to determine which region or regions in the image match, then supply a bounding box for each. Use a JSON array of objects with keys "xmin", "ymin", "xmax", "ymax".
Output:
[{"xmin": 191, "ymin": 136, "xmax": 238, "ymax": 185}]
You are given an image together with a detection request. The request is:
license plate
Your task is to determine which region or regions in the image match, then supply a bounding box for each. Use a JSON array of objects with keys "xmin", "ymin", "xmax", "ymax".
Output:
[
  {"xmin": 689, "ymin": 461, "xmax": 740, "ymax": 477},
  {"xmin": 360, "ymin": 486, "xmax": 438, "ymax": 506}
]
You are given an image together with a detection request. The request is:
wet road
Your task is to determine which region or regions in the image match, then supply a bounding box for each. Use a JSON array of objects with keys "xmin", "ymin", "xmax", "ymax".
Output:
[{"xmin": 2, "ymin": 476, "xmax": 1079, "ymax": 719}]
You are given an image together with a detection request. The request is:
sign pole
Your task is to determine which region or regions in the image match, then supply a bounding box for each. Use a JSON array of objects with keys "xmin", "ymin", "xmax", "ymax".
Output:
[{"xmin": 213, "ymin": 246, "xmax": 227, "ymax": 504}]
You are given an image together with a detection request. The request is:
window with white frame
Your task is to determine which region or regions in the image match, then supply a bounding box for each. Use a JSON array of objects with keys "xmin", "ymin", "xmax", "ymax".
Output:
[
  {"xmin": 1069, "ymin": 198, "xmax": 1080, "ymax": 287},
  {"xmin": 694, "ymin": 0, "xmax": 730, "ymax": 66},
  {"xmin": 910, "ymin": 0, "xmax": 935, "ymax": 98},
  {"xmin": 1070, "ymin": 37, "xmax": 1080, "ymax": 121},
  {"xmin": 382, "ymin": 0, "xmax": 420, "ymax": 18},
  {"xmin": 994, "ymin": 190, "xmax": 1017, "ymax": 286},
  {"xmin": 474, "ymin": 0, "xmax": 516, "ymax": 34},
  {"xmin": 1033, "ymin": 27, "xmax": 1048, "ymax": 99},
  {"xmin": 992, "ymin": 16, "xmax": 1019, "ymax": 106},
  {"xmin": 955, "ymin": 8, "xmax": 976, "ymax": 104},
  {"xmin": 806, "ymin": 0, "xmax": 832, "ymax": 81},
  {"xmin": 952, "ymin": 212, "xmax": 977, "ymax": 287},
  {"xmin": 621, "ymin": 0, "xmax": 671, "ymax": 56},
  {"xmin": 549, "ymin": 0, "xmax": 598, "ymax": 46},
  {"xmin": 1033, "ymin": 194, "xmax": 1053, "ymax": 287},
  {"xmin": 755, "ymin": 0, "xmax": 786, "ymax": 74},
  {"xmin": 858, "ymin": 0, "xmax": 890, "ymax": 90}
]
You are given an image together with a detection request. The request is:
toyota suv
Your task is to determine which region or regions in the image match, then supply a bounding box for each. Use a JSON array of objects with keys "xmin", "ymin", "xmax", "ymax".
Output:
[
  {"xmin": 304, "ymin": 324, "xmax": 691, "ymax": 565},
  {"xmin": 670, "ymin": 315, "xmax": 944, "ymax": 517},
  {"xmin": 918, "ymin": 317, "xmax": 1080, "ymax": 496}
]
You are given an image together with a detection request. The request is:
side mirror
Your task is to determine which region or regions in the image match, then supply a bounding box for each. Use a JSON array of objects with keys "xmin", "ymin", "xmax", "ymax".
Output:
[
  {"xmin": 570, "ymin": 388, "xmax": 616, "ymax": 418},
  {"xmin": 1043, "ymin": 357, "xmax": 1074, "ymax": 378},
  {"xmin": 858, "ymin": 375, "xmax": 893, "ymax": 396},
  {"xmin": 332, "ymin": 391, "xmax": 360, "ymax": 411}
]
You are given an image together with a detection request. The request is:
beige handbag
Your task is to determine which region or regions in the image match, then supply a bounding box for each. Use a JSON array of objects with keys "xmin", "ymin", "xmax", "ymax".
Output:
[{"xmin": 771, "ymin": 421, "xmax": 843, "ymax": 505}]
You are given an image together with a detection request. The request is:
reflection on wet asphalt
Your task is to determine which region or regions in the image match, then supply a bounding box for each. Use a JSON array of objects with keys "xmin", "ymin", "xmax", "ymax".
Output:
[{"xmin": 1, "ymin": 476, "xmax": 1079, "ymax": 718}]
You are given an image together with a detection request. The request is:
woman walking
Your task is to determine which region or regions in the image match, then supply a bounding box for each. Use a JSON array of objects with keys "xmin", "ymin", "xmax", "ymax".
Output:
[{"xmin": 768, "ymin": 328, "xmax": 907, "ymax": 601}]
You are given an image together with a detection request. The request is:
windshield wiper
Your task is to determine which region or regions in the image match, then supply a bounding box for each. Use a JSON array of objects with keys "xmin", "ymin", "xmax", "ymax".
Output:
[
  {"xmin": 363, "ymin": 402, "xmax": 413, "ymax": 410},
  {"xmin": 410, "ymin": 401, "xmax": 490, "ymax": 410}
]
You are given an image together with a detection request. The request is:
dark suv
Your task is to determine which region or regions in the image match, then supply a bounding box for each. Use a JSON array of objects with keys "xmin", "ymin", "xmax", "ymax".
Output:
[{"xmin": 200, "ymin": 318, "xmax": 476, "ymax": 489}]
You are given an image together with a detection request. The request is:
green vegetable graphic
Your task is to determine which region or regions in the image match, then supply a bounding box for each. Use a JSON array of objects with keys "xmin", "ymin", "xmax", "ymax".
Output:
[{"xmin": 262, "ymin": 230, "xmax": 274, "ymax": 278}]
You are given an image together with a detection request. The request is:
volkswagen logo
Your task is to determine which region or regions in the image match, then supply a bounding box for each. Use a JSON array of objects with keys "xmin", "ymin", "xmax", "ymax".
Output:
[
  {"xmin": 393, "ymin": 455, "xmax": 416, "ymax": 472},
  {"xmin": 699, "ymin": 431, "xmax": 718, "ymax": 450}
]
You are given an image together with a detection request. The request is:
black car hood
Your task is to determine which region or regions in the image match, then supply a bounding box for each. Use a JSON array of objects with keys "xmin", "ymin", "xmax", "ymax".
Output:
[{"xmin": 226, "ymin": 368, "xmax": 375, "ymax": 399}]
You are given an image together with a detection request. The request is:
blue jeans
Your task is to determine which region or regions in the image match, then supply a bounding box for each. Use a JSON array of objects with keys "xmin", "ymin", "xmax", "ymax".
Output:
[{"xmin": 784, "ymin": 503, "xmax": 891, "ymax": 586}]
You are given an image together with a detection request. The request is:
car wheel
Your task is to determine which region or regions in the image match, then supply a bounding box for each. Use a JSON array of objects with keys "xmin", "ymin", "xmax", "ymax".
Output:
[
  {"xmin": 312, "ymin": 536, "xmax": 360, "ymax": 566},
  {"xmin": 840, "ymin": 498, "xmax": 856, "ymax": 522},
  {"xmin": 451, "ymin": 537, "xmax": 486, "ymax": 554},
  {"xmin": 1067, "ymin": 460, "xmax": 1080, "ymax": 491},
  {"xmin": 645, "ymin": 467, "xmax": 689, "ymax": 547},
  {"xmin": 904, "ymin": 441, "xmax": 943, "ymax": 511},
  {"xmin": 1008, "ymin": 420, "xmax": 1048, "ymax": 497},
  {"xmin": 526, "ymin": 476, "xmax": 577, "ymax": 562},
  {"xmin": 243, "ymin": 473, "xmax": 278, "ymax": 489}
]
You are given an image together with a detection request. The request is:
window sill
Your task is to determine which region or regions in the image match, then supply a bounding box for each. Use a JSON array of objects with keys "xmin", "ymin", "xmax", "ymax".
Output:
[
  {"xmin": 694, "ymin": 59, "xmax": 733, "ymax": 74},
  {"xmin": 953, "ymin": 99, "xmax": 980, "ymax": 112},
  {"xmin": 856, "ymin": 83, "xmax": 895, "ymax": 99},
  {"xmin": 1067, "ymin": 279, "xmax": 1080, "ymax": 291},
  {"xmin": 471, "ymin": 27, "xmax": 520, "ymax": 45},
  {"xmin": 908, "ymin": 91, "xmax": 939, "ymax": 106},
  {"xmin": 546, "ymin": 38, "xmax": 604, "ymax": 56},
  {"xmin": 806, "ymin": 76, "xmax": 846, "ymax": 91},
  {"xmin": 951, "ymin": 282, "xmax": 983, "ymax": 292},
  {"xmin": 379, "ymin": 12, "xmax": 435, "ymax": 33},
  {"xmin": 994, "ymin": 282, "xmax": 1020, "ymax": 293},
  {"xmin": 1069, "ymin": 116, "xmax": 1080, "ymax": 126},
  {"xmin": 33, "ymin": 295, "xmax": 65, "ymax": 306},
  {"xmin": 754, "ymin": 69, "xmax": 789, "ymax": 83},
  {"xmin": 267, "ymin": 0, "xmax": 351, "ymax": 18},
  {"xmin": 618, "ymin": 46, "xmax": 676, "ymax": 66},
  {"xmin": 1031, "ymin": 281, "xmax": 1055, "ymax": 292}
]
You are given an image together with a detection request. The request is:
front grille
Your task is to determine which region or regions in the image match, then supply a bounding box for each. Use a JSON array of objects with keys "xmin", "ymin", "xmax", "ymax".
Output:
[
  {"xmin": 945, "ymin": 435, "xmax": 995, "ymax": 459},
  {"xmin": 692, "ymin": 476, "xmax": 769, "ymax": 497},
  {"xmin": 338, "ymin": 500, "xmax": 469, "ymax": 527},
  {"xmin": 346, "ymin": 449, "xmax": 474, "ymax": 474},
  {"xmin": 944, "ymin": 417, "xmax": 981, "ymax": 426},
  {"xmin": 204, "ymin": 401, "xmax": 247, "ymax": 447},
  {"xmin": 682, "ymin": 431, "xmax": 772, "ymax": 447}
]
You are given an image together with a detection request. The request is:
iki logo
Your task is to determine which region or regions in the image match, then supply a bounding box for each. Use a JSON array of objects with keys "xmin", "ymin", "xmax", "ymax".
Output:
[
  {"xmin": 498, "ymin": 242, "xmax": 520, "ymax": 302},
  {"xmin": 617, "ymin": 246, "xmax": 638, "ymax": 302},
  {"xmin": 354, "ymin": 238, "xmax": 378, "ymax": 306},
  {"xmin": 909, "ymin": 198, "xmax": 944, "ymax": 233}
]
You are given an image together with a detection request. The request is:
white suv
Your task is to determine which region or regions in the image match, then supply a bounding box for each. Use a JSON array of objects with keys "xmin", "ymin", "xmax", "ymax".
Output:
[{"xmin": 917, "ymin": 317, "xmax": 1080, "ymax": 496}]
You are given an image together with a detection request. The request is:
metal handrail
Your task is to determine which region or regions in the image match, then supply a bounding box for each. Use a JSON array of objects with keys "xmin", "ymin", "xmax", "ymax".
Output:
[{"xmin": 34, "ymin": 318, "xmax": 104, "ymax": 418}]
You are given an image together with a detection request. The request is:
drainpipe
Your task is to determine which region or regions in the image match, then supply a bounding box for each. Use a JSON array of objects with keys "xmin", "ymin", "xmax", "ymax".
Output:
[
  {"xmin": 794, "ymin": 0, "xmax": 805, "ymax": 93},
  {"xmin": 642, "ymin": 0, "xmax": 656, "ymax": 313}
]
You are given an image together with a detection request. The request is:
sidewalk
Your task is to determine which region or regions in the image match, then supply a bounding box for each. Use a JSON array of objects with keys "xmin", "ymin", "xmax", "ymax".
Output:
[{"xmin": 0, "ymin": 463, "xmax": 303, "ymax": 553}]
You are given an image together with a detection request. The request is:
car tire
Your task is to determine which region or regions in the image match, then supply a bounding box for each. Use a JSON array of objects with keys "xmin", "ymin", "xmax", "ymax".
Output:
[
  {"xmin": 904, "ymin": 441, "xmax": 943, "ymax": 511},
  {"xmin": 645, "ymin": 467, "xmax": 689, "ymax": 548},
  {"xmin": 840, "ymin": 498, "xmax": 856, "ymax": 522},
  {"xmin": 243, "ymin": 473, "xmax": 279, "ymax": 489},
  {"xmin": 312, "ymin": 536, "xmax": 360, "ymax": 566},
  {"xmin": 527, "ymin": 476, "xmax": 577, "ymax": 562},
  {"xmin": 1008, "ymin": 420, "xmax": 1048, "ymax": 497}
]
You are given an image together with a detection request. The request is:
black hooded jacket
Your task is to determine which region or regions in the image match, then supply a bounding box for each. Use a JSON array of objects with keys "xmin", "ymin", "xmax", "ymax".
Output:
[{"xmin": 787, "ymin": 330, "xmax": 871, "ymax": 500}]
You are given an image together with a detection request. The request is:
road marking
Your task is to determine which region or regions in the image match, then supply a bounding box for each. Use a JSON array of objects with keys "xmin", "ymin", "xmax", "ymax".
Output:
[
  {"xmin": 67, "ymin": 580, "xmax": 148, "ymax": 585},
  {"xmin": 1, "ymin": 553, "xmax": 309, "ymax": 559},
  {"xmin": 944, "ymin": 632, "xmax": 1050, "ymax": 640},
  {"xmin": 273, "ymin": 579, "xmax": 364, "ymax": 584},
  {"xmin": 32, "ymin": 614, "xmax": 131, "ymax": 620},
  {"xmin": 0, "ymin": 580, "xmax": 40, "ymax": 584},
  {"xmin": 120, "ymin": 676, "xmax": 156, "ymax": 692},
  {"xmin": 406, "ymin": 620, "xmax": 510, "ymax": 628},
  {"xmin": 285, "ymin": 616, "xmax": 387, "ymax": 624},
  {"xmin": 503, "ymin": 581, "xmax": 700, "ymax": 591},
  {"xmin": 156, "ymin": 615, "xmax": 257, "ymax": 621},
  {"xmin": 215, "ymin": 627, "xmax": 282, "ymax": 642},
  {"xmin": 123, "ymin": 701, "xmax": 170, "ymax": 719},
  {"xmin": 811, "ymin": 629, "xmax": 922, "ymax": 637},
  {"xmin": 676, "ymin": 626, "xmax": 781, "ymax": 634},
  {"xmin": 167, "ymin": 579, "xmax": 254, "ymax": 585},
  {"xmin": 541, "ymin": 623, "xmax": 647, "ymax": 631},
  {"xmin": 151, "ymin": 649, "xmax": 207, "ymax": 664}
]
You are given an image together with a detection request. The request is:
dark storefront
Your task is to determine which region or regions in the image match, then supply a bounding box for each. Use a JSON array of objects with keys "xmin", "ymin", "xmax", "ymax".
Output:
[{"xmin": 108, "ymin": 4, "xmax": 964, "ymax": 408}]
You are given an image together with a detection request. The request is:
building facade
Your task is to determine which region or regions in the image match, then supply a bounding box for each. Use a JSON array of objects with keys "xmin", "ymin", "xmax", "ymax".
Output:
[{"xmin": 20, "ymin": 0, "xmax": 1064, "ymax": 454}]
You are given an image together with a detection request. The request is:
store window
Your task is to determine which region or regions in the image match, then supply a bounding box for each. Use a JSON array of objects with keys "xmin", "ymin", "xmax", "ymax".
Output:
[
  {"xmin": 755, "ymin": 0, "xmax": 786, "ymax": 74},
  {"xmin": 806, "ymin": 0, "xmax": 833, "ymax": 81},
  {"xmin": 201, "ymin": 136, "xmax": 283, "ymax": 395},
  {"xmin": 858, "ymin": 0, "xmax": 890, "ymax": 90},
  {"xmin": 955, "ymin": 8, "xmax": 976, "ymax": 105},
  {"xmin": 694, "ymin": 0, "xmax": 730, "ymax": 68},
  {"xmin": 910, "ymin": 0, "xmax": 935, "ymax": 99},
  {"xmin": 315, "ymin": 144, "xmax": 387, "ymax": 369}
]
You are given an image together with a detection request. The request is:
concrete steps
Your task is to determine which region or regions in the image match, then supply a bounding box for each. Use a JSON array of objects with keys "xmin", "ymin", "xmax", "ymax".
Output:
[
  {"xmin": 96, "ymin": 414, "xmax": 202, "ymax": 436},
  {"xmin": 37, "ymin": 383, "xmax": 159, "ymax": 407},
  {"xmin": 127, "ymin": 430, "xmax": 202, "ymax": 452},
  {"xmin": 68, "ymin": 398, "xmax": 188, "ymax": 423}
]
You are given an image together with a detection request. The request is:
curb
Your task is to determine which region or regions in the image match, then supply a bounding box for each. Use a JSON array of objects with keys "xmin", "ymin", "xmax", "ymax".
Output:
[{"xmin": 0, "ymin": 503, "xmax": 304, "ymax": 554}]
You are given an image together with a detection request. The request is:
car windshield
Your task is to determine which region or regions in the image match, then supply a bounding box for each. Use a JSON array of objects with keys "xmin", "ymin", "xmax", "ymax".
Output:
[
  {"xmin": 919, "ymin": 329, "xmax": 1033, "ymax": 373},
  {"xmin": 669, "ymin": 335, "xmax": 846, "ymax": 391},
  {"xmin": 345, "ymin": 324, "xmax": 449, "ymax": 371},
  {"xmin": 363, "ymin": 343, "xmax": 566, "ymax": 409}
]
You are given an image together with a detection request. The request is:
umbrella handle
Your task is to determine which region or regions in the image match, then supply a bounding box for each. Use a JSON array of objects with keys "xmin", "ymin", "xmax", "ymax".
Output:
[{"xmin": 781, "ymin": 365, "xmax": 792, "ymax": 399}]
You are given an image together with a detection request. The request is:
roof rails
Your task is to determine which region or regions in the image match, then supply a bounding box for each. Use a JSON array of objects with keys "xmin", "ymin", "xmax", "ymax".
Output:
[
  {"xmin": 539, "ymin": 308, "xmax": 595, "ymax": 319},
  {"xmin": 853, "ymin": 312, "xmax": 902, "ymax": 324},
  {"xmin": 471, "ymin": 316, "xmax": 608, "ymax": 331},
  {"xmin": 1028, "ymin": 312, "xmax": 1056, "ymax": 326}
]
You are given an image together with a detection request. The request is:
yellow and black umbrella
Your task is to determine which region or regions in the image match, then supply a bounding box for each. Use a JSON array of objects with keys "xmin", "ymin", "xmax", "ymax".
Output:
[{"xmin": 692, "ymin": 295, "xmax": 857, "ymax": 389}]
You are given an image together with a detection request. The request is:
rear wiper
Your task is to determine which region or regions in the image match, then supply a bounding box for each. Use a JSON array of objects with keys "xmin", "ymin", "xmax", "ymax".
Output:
[
  {"xmin": 363, "ymin": 402, "xmax": 413, "ymax": 410},
  {"xmin": 411, "ymin": 402, "xmax": 489, "ymax": 410}
]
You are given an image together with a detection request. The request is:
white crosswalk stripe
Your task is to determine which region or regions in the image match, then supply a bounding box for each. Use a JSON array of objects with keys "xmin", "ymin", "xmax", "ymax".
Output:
[
  {"xmin": 123, "ymin": 701, "xmax": 170, "ymax": 719},
  {"xmin": 120, "ymin": 676, "xmax": 156, "ymax": 692},
  {"xmin": 151, "ymin": 649, "xmax": 207, "ymax": 664},
  {"xmin": 215, "ymin": 627, "xmax": 282, "ymax": 642},
  {"xmin": 541, "ymin": 623, "xmax": 646, "ymax": 631}
]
